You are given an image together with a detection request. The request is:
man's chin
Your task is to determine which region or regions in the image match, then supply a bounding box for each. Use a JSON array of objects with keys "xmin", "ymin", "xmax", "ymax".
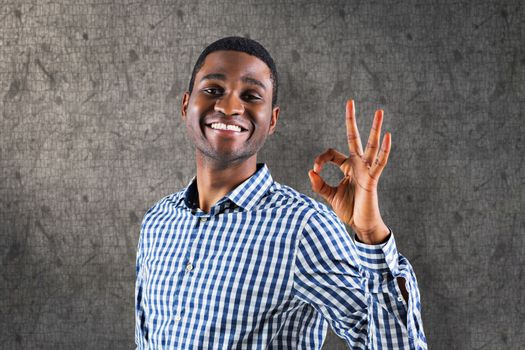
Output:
[{"xmin": 198, "ymin": 148, "xmax": 254, "ymax": 166}]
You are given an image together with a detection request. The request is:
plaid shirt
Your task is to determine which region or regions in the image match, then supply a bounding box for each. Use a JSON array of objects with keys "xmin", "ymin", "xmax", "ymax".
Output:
[{"xmin": 135, "ymin": 163, "xmax": 426, "ymax": 349}]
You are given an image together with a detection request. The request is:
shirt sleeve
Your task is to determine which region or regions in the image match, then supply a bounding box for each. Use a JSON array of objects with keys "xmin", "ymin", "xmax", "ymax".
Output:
[
  {"xmin": 135, "ymin": 216, "xmax": 148, "ymax": 349},
  {"xmin": 291, "ymin": 210, "xmax": 427, "ymax": 349},
  {"xmin": 135, "ymin": 197, "xmax": 172, "ymax": 349}
]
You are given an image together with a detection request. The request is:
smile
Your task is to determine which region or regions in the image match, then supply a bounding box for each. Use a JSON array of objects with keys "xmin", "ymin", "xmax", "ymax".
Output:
[{"xmin": 205, "ymin": 122, "xmax": 248, "ymax": 133}]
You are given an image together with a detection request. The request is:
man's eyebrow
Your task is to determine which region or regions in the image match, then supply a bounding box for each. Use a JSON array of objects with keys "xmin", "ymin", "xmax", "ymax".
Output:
[
  {"xmin": 241, "ymin": 76, "xmax": 266, "ymax": 90},
  {"xmin": 200, "ymin": 73, "xmax": 266, "ymax": 90},
  {"xmin": 200, "ymin": 73, "xmax": 226, "ymax": 82}
]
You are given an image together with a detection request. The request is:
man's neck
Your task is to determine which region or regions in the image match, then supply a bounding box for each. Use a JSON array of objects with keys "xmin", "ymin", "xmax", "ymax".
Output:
[{"xmin": 194, "ymin": 153, "xmax": 258, "ymax": 213}]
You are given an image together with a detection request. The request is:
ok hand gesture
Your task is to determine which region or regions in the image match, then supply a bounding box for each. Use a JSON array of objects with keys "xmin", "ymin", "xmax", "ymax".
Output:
[{"xmin": 308, "ymin": 100, "xmax": 392, "ymax": 245}]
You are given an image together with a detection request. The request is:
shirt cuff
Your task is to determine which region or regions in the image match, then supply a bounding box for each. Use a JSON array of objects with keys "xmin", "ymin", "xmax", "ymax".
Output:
[{"xmin": 354, "ymin": 226, "xmax": 400, "ymax": 275}]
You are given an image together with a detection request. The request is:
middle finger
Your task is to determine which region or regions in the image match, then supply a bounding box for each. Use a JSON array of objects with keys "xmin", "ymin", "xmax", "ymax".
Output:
[{"xmin": 363, "ymin": 109, "xmax": 384, "ymax": 166}]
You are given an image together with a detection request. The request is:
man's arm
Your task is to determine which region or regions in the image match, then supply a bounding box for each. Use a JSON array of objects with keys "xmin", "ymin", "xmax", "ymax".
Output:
[
  {"xmin": 292, "ymin": 210, "xmax": 427, "ymax": 349},
  {"xmin": 353, "ymin": 226, "xmax": 426, "ymax": 348},
  {"xmin": 135, "ymin": 229, "xmax": 147, "ymax": 349},
  {"xmin": 304, "ymin": 99, "xmax": 426, "ymax": 347},
  {"xmin": 354, "ymin": 227, "xmax": 410, "ymax": 303}
]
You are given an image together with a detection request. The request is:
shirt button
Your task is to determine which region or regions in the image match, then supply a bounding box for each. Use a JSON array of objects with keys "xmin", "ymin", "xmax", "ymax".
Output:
[
  {"xmin": 186, "ymin": 263, "xmax": 193, "ymax": 272},
  {"xmin": 174, "ymin": 315, "xmax": 181, "ymax": 321},
  {"xmin": 397, "ymin": 296, "xmax": 404, "ymax": 302},
  {"xmin": 200, "ymin": 217, "xmax": 207, "ymax": 222}
]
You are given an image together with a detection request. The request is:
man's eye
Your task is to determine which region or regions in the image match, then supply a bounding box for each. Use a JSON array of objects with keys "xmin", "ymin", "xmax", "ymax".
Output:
[
  {"xmin": 243, "ymin": 94, "xmax": 261, "ymax": 101},
  {"xmin": 203, "ymin": 88, "xmax": 222, "ymax": 95}
]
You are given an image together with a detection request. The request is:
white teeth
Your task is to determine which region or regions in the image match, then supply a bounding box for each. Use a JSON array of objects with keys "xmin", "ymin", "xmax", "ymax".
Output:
[
  {"xmin": 210, "ymin": 122, "xmax": 242, "ymax": 132},
  {"xmin": 226, "ymin": 124, "xmax": 241, "ymax": 131}
]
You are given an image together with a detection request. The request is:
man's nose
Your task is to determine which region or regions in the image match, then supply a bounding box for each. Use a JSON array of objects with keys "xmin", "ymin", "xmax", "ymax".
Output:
[{"xmin": 214, "ymin": 92, "xmax": 245, "ymax": 116}]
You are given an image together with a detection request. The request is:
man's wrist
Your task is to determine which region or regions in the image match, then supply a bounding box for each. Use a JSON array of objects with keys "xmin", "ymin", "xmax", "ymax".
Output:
[{"xmin": 355, "ymin": 223, "xmax": 391, "ymax": 245}]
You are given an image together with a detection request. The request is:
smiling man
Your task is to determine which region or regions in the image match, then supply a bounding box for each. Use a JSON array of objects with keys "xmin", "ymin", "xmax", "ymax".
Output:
[{"xmin": 135, "ymin": 36, "xmax": 427, "ymax": 349}]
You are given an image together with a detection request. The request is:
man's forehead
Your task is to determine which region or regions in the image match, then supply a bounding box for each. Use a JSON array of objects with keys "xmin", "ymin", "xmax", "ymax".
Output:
[{"xmin": 198, "ymin": 51, "xmax": 271, "ymax": 80}]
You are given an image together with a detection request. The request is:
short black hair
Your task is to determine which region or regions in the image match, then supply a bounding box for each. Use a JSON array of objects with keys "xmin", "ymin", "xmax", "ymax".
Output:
[{"xmin": 188, "ymin": 36, "xmax": 279, "ymax": 107}]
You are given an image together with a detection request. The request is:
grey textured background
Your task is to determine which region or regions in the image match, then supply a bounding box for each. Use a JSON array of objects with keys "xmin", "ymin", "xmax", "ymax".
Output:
[{"xmin": 1, "ymin": 0, "xmax": 523, "ymax": 349}]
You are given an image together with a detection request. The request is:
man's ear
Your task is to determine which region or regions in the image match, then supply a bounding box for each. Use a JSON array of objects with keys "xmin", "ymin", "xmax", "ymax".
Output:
[
  {"xmin": 181, "ymin": 91, "xmax": 190, "ymax": 121},
  {"xmin": 268, "ymin": 106, "xmax": 280, "ymax": 135}
]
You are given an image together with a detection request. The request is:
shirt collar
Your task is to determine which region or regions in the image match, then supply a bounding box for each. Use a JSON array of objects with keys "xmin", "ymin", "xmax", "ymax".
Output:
[{"xmin": 180, "ymin": 162, "xmax": 273, "ymax": 211}]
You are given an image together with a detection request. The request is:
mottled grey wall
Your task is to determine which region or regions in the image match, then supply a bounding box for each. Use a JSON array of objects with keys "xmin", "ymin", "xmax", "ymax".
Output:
[{"xmin": 1, "ymin": 0, "xmax": 523, "ymax": 349}]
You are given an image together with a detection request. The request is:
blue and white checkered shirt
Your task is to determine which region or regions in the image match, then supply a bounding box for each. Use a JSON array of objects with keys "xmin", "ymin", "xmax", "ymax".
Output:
[{"xmin": 135, "ymin": 163, "xmax": 427, "ymax": 349}]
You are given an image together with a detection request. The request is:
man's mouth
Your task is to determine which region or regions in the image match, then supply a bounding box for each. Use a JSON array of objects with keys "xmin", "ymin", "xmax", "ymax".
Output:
[{"xmin": 205, "ymin": 122, "xmax": 248, "ymax": 134}]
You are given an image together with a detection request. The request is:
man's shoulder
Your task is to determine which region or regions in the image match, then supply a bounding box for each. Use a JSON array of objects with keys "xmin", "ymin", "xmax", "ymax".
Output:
[
  {"xmin": 273, "ymin": 180, "xmax": 355, "ymax": 240},
  {"xmin": 143, "ymin": 190, "xmax": 184, "ymax": 217},
  {"xmin": 269, "ymin": 181, "xmax": 340, "ymax": 220},
  {"xmin": 157, "ymin": 190, "xmax": 184, "ymax": 206},
  {"xmin": 269, "ymin": 182, "xmax": 349, "ymax": 241}
]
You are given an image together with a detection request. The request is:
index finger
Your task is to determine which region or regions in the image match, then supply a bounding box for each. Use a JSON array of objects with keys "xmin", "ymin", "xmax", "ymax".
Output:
[{"xmin": 346, "ymin": 99, "xmax": 364, "ymax": 157}]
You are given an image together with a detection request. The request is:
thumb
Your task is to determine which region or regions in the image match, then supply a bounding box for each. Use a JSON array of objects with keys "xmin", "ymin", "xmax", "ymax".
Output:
[{"xmin": 308, "ymin": 169, "xmax": 335, "ymax": 203}]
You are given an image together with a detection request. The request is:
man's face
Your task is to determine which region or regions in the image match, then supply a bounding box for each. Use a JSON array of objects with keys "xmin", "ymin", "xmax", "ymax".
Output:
[{"xmin": 181, "ymin": 50, "xmax": 280, "ymax": 167}]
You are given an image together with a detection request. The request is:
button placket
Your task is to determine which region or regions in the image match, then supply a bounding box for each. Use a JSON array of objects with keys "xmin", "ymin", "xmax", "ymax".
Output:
[{"xmin": 186, "ymin": 215, "xmax": 208, "ymax": 274}]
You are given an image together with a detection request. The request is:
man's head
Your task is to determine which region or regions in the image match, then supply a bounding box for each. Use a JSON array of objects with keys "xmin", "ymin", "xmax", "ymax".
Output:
[
  {"xmin": 181, "ymin": 37, "xmax": 280, "ymax": 167},
  {"xmin": 188, "ymin": 36, "xmax": 279, "ymax": 108}
]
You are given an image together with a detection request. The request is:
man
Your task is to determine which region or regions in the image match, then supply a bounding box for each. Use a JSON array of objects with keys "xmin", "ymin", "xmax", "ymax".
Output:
[{"xmin": 135, "ymin": 36, "xmax": 427, "ymax": 349}]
